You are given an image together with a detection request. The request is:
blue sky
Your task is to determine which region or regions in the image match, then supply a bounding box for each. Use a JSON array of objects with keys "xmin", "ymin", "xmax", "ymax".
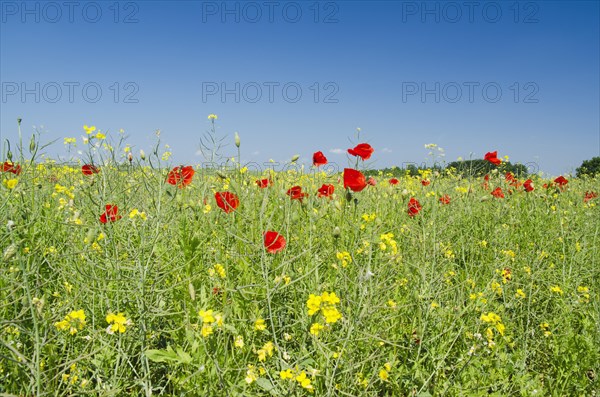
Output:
[{"xmin": 1, "ymin": 0, "xmax": 598, "ymax": 175}]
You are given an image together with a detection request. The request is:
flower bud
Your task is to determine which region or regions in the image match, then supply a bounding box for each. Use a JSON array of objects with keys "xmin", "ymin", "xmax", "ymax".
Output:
[
  {"xmin": 29, "ymin": 135, "xmax": 37, "ymax": 153},
  {"xmin": 332, "ymin": 226, "xmax": 341, "ymax": 238},
  {"xmin": 140, "ymin": 150, "xmax": 146, "ymax": 160},
  {"xmin": 234, "ymin": 132, "xmax": 240, "ymax": 148},
  {"xmin": 290, "ymin": 154, "xmax": 300, "ymax": 163}
]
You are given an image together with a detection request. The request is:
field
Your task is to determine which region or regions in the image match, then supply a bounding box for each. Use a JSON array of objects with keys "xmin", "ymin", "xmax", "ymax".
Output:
[{"xmin": 1, "ymin": 126, "xmax": 599, "ymax": 396}]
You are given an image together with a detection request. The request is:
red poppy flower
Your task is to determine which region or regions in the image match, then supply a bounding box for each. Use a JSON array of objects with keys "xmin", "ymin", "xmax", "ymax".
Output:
[
  {"xmin": 389, "ymin": 178, "xmax": 399, "ymax": 185},
  {"xmin": 287, "ymin": 186, "xmax": 309, "ymax": 201},
  {"xmin": 484, "ymin": 174, "xmax": 490, "ymax": 181},
  {"xmin": 167, "ymin": 165, "xmax": 195, "ymax": 188},
  {"xmin": 484, "ymin": 151, "xmax": 502, "ymax": 166},
  {"xmin": 554, "ymin": 176, "xmax": 568, "ymax": 186},
  {"xmin": 264, "ymin": 231, "xmax": 286, "ymax": 253},
  {"xmin": 583, "ymin": 191, "xmax": 598, "ymax": 203},
  {"xmin": 343, "ymin": 168, "xmax": 367, "ymax": 192},
  {"xmin": 407, "ymin": 198, "xmax": 422, "ymax": 217},
  {"xmin": 421, "ymin": 179, "xmax": 430, "ymax": 186},
  {"xmin": 491, "ymin": 187, "xmax": 504, "ymax": 198},
  {"xmin": 347, "ymin": 143, "xmax": 374, "ymax": 160},
  {"xmin": 2, "ymin": 162, "xmax": 21, "ymax": 175},
  {"xmin": 99, "ymin": 204, "xmax": 122, "ymax": 223},
  {"xmin": 312, "ymin": 151, "xmax": 328, "ymax": 167},
  {"xmin": 523, "ymin": 179, "xmax": 534, "ymax": 192},
  {"xmin": 367, "ymin": 176, "xmax": 377, "ymax": 186},
  {"xmin": 256, "ymin": 178, "xmax": 271, "ymax": 188},
  {"xmin": 317, "ymin": 184, "xmax": 334, "ymax": 198},
  {"xmin": 215, "ymin": 191, "xmax": 240, "ymax": 213},
  {"xmin": 81, "ymin": 164, "xmax": 99, "ymax": 175},
  {"xmin": 439, "ymin": 194, "xmax": 451, "ymax": 204}
]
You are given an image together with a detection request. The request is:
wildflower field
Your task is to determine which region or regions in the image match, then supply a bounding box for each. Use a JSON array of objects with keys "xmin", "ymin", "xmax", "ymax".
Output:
[{"xmin": 1, "ymin": 120, "xmax": 599, "ymax": 396}]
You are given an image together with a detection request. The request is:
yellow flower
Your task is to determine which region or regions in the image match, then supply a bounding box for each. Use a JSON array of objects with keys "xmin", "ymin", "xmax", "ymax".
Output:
[
  {"xmin": 515, "ymin": 289, "xmax": 526, "ymax": 299},
  {"xmin": 256, "ymin": 341, "xmax": 274, "ymax": 362},
  {"xmin": 336, "ymin": 251, "xmax": 352, "ymax": 267},
  {"xmin": 550, "ymin": 286, "xmax": 564, "ymax": 295},
  {"xmin": 379, "ymin": 369, "xmax": 389, "ymax": 381},
  {"xmin": 234, "ymin": 335, "xmax": 244, "ymax": 349},
  {"xmin": 203, "ymin": 204, "xmax": 211, "ymax": 213},
  {"xmin": 201, "ymin": 324, "xmax": 213, "ymax": 337},
  {"xmin": 95, "ymin": 132, "xmax": 106, "ymax": 140},
  {"xmin": 83, "ymin": 125, "xmax": 96, "ymax": 134},
  {"xmin": 213, "ymin": 264, "xmax": 226, "ymax": 279},
  {"xmin": 245, "ymin": 365, "xmax": 258, "ymax": 384},
  {"xmin": 55, "ymin": 309, "xmax": 86, "ymax": 335},
  {"xmin": 208, "ymin": 114, "xmax": 218, "ymax": 120},
  {"xmin": 64, "ymin": 137, "xmax": 76, "ymax": 145},
  {"xmin": 387, "ymin": 300, "xmax": 397, "ymax": 309},
  {"xmin": 306, "ymin": 294, "xmax": 322, "ymax": 315},
  {"xmin": 106, "ymin": 312, "xmax": 129, "ymax": 334},
  {"xmin": 295, "ymin": 371, "xmax": 313, "ymax": 391},
  {"xmin": 3, "ymin": 179, "xmax": 18, "ymax": 189},
  {"xmin": 280, "ymin": 369, "xmax": 294, "ymax": 380},
  {"xmin": 199, "ymin": 310, "xmax": 215, "ymax": 324},
  {"xmin": 254, "ymin": 318, "xmax": 266, "ymax": 331},
  {"xmin": 310, "ymin": 322, "xmax": 324, "ymax": 336}
]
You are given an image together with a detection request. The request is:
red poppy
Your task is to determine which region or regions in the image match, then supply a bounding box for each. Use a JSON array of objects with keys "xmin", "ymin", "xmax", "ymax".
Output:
[
  {"xmin": 256, "ymin": 178, "xmax": 271, "ymax": 188},
  {"xmin": 264, "ymin": 231, "xmax": 286, "ymax": 253},
  {"xmin": 167, "ymin": 165, "xmax": 195, "ymax": 188},
  {"xmin": 81, "ymin": 164, "xmax": 99, "ymax": 175},
  {"xmin": 347, "ymin": 143, "xmax": 374, "ymax": 160},
  {"xmin": 491, "ymin": 187, "xmax": 504, "ymax": 198},
  {"xmin": 312, "ymin": 151, "xmax": 328, "ymax": 167},
  {"xmin": 367, "ymin": 176, "xmax": 377, "ymax": 186},
  {"xmin": 554, "ymin": 176, "xmax": 568, "ymax": 186},
  {"xmin": 407, "ymin": 198, "xmax": 422, "ymax": 217},
  {"xmin": 584, "ymin": 191, "xmax": 598, "ymax": 203},
  {"xmin": 389, "ymin": 178, "xmax": 399, "ymax": 185},
  {"xmin": 484, "ymin": 151, "xmax": 502, "ymax": 166},
  {"xmin": 317, "ymin": 184, "xmax": 334, "ymax": 198},
  {"xmin": 421, "ymin": 179, "xmax": 430, "ymax": 186},
  {"xmin": 99, "ymin": 204, "xmax": 122, "ymax": 223},
  {"xmin": 484, "ymin": 174, "xmax": 490, "ymax": 181},
  {"xmin": 439, "ymin": 194, "xmax": 451, "ymax": 204},
  {"xmin": 523, "ymin": 179, "xmax": 534, "ymax": 192},
  {"xmin": 287, "ymin": 186, "xmax": 309, "ymax": 201},
  {"xmin": 343, "ymin": 168, "xmax": 367, "ymax": 192},
  {"xmin": 215, "ymin": 191, "xmax": 240, "ymax": 213},
  {"xmin": 2, "ymin": 162, "xmax": 21, "ymax": 175}
]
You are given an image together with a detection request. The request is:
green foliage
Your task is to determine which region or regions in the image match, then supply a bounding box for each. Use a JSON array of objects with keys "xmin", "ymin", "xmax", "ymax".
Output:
[
  {"xmin": 576, "ymin": 156, "xmax": 600, "ymax": 177},
  {"xmin": 445, "ymin": 159, "xmax": 528, "ymax": 177}
]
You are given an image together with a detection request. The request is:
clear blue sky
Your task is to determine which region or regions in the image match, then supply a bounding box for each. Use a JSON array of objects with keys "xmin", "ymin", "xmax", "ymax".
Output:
[{"xmin": 1, "ymin": 0, "xmax": 598, "ymax": 175}]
